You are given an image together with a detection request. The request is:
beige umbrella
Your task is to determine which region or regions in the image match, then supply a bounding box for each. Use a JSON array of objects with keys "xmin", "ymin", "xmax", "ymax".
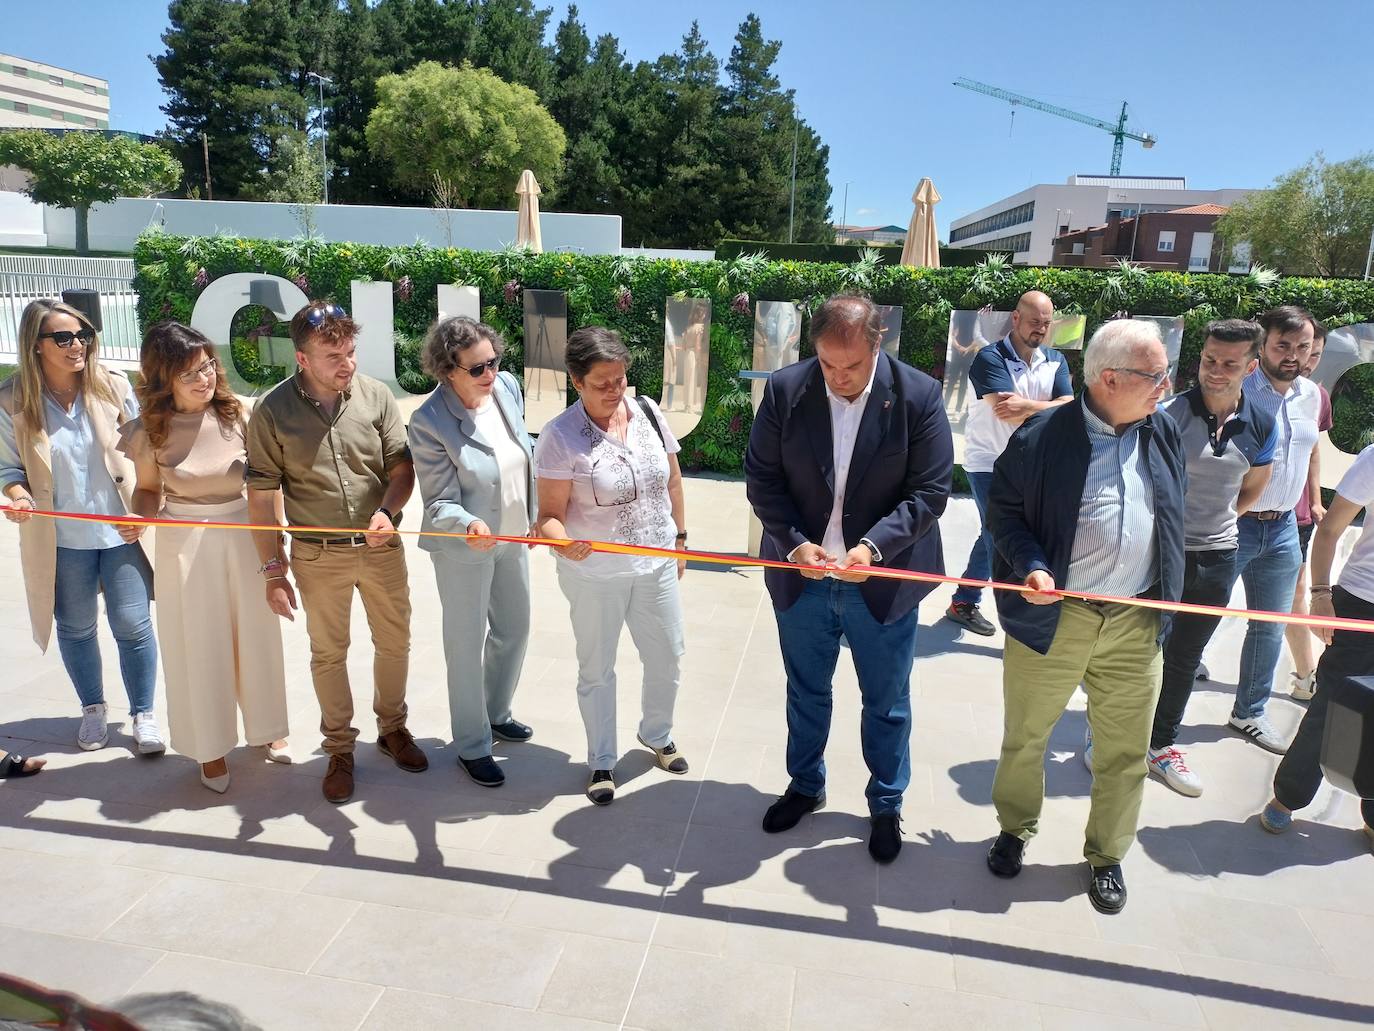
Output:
[
  {"xmin": 515, "ymin": 169, "xmax": 543, "ymax": 253},
  {"xmin": 900, "ymin": 177, "xmax": 941, "ymax": 268}
]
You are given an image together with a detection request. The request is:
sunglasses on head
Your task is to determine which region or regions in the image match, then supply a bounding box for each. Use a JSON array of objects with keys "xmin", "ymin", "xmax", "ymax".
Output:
[
  {"xmin": 303, "ymin": 303, "xmax": 347, "ymax": 328},
  {"xmin": 458, "ymin": 356, "xmax": 500, "ymax": 378},
  {"xmin": 39, "ymin": 328, "xmax": 95, "ymax": 348}
]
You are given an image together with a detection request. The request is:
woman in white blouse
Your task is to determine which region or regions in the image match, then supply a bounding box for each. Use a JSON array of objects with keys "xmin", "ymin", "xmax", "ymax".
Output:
[
  {"xmin": 534, "ymin": 326, "xmax": 689, "ymax": 805},
  {"xmin": 409, "ymin": 317, "xmax": 536, "ymax": 789}
]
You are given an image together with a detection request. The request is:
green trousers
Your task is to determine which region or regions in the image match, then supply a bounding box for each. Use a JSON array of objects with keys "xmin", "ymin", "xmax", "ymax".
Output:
[{"xmin": 992, "ymin": 598, "xmax": 1163, "ymax": 867}]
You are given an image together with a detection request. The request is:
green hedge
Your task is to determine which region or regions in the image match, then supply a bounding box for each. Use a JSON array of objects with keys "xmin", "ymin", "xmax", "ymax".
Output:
[
  {"xmin": 716, "ymin": 238, "xmax": 992, "ymax": 267},
  {"xmin": 132, "ymin": 232, "xmax": 1374, "ymax": 474}
]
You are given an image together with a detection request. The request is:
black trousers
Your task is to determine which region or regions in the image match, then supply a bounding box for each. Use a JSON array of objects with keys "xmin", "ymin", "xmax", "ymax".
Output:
[
  {"xmin": 1151, "ymin": 548, "xmax": 1238, "ymax": 750},
  {"xmin": 1273, "ymin": 586, "xmax": 1374, "ymax": 827}
]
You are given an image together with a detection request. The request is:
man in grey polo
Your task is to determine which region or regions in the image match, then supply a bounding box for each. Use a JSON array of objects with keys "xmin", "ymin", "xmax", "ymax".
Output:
[{"xmin": 1148, "ymin": 320, "xmax": 1276, "ymax": 796}]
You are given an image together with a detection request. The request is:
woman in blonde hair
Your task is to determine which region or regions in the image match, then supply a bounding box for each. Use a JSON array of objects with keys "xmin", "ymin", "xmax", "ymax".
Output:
[
  {"xmin": 0, "ymin": 299, "xmax": 160, "ymax": 753},
  {"xmin": 122, "ymin": 322, "xmax": 290, "ymax": 792}
]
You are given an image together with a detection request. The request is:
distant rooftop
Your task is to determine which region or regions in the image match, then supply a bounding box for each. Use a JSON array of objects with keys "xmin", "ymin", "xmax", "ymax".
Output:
[{"xmin": 1067, "ymin": 174, "xmax": 1188, "ymax": 189}]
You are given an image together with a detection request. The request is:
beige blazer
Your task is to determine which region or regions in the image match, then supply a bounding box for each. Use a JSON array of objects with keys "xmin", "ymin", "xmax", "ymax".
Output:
[{"xmin": 0, "ymin": 368, "xmax": 143, "ymax": 651}]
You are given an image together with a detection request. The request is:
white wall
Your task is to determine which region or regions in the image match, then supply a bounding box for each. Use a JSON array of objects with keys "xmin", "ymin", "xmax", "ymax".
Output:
[
  {"xmin": 37, "ymin": 195, "xmax": 623, "ymax": 254},
  {"xmin": 0, "ymin": 190, "xmax": 45, "ymax": 246}
]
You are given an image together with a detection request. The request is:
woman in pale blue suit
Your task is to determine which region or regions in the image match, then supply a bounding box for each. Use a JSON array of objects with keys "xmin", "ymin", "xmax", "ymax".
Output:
[{"xmin": 409, "ymin": 317, "xmax": 536, "ymax": 788}]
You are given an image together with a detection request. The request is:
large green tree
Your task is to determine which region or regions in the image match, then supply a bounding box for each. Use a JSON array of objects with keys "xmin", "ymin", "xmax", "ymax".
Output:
[
  {"xmin": 1217, "ymin": 152, "xmax": 1374, "ymax": 278},
  {"xmin": 0, "ymin": 130, "xmax": 182, "ymax": 253},
  {"xmin": 366, "ymin": 61, "xmax": 565, "ymax": 208}
]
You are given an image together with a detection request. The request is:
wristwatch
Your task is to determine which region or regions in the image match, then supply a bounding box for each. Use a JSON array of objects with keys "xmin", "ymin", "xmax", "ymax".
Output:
[{"xmin": 375, "ymin": 506, "xmax": 395, "ymax": 523}]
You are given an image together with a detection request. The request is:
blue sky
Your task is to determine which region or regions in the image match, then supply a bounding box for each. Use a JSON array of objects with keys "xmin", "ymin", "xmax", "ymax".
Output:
[{"xmin": 8, "ymin": 0, "xmax": 1373, "ymax": 234}]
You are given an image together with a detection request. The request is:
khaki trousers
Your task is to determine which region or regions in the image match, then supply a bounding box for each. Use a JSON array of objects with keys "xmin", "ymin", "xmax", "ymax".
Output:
[
  {"xmin": 291, "ymin": 535, "xmax": 411, "ymax": 755},
  {"xmin": 992, "ymin": 598, "xmax": 1162, "ymax": 866},
  {"xmin": 157, "ymin": 500, "xmax": 288, "ymax": 763}
]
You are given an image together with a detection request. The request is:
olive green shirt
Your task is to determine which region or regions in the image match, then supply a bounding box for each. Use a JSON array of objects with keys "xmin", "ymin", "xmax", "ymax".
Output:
[{"xmin": 246, "ymin": 371, "xmax": 410, "ymax": 534}]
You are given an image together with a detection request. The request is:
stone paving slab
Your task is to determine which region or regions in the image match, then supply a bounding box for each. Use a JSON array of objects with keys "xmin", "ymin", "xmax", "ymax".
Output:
[{"xmin": 1, "ymin": 475, "xmax": 1371, "ymax": 1030}]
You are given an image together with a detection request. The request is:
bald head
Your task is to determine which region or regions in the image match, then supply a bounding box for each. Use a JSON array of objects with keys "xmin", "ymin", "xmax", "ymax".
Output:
[{"xmin": 1010, "ymin": 290, "xmax": 1054, "ymax": 350}]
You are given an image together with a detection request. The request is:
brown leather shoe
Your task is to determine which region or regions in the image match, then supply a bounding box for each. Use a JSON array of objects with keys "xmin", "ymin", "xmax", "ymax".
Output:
[
  {"xmin": 322, "ymin": 753, "xmax": 354, "ymax": 804},
  {"xmin": 377, "ymin": 728, "xmax": 428, "ymax": 772}
]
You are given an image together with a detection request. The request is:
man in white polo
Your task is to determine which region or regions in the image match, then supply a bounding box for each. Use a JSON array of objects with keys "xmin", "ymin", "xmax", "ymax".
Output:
[{"xmin": 945, "ymin": 291, "xmax": 1075, "ymax": 636}]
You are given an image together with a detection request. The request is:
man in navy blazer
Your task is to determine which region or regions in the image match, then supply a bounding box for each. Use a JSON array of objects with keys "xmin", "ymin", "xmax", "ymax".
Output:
[
  {"xmin": 745, "ymin": 294, "xmax": 953, "ymax": 863},
  {"xmin": 984, "ymin": 317, "xmax": 1185, "ymax": 915}
]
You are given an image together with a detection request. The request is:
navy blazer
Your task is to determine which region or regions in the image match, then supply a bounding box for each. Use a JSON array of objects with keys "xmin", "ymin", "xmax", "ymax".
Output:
[
  {"xmin": 744, "ymin": 352, "xmax": 953, "ymax": 624},
  {"xmin": 987, "ymin": 395, "xmax": 1187, "ymax": 655}
]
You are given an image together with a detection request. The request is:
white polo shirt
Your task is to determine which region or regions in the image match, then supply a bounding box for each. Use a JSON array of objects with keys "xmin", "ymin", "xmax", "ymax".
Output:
[{"xmin": 963, "ymin": 337, "xmax": 1073, "ymax": 474}]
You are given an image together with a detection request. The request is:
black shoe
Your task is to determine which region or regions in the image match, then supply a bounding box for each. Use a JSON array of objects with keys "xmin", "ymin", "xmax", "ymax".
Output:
[
  {"xmin": 868, "ymin": 813, "xmax": 902, "ymax": 864},
  {"xmin": 1088, "ymin": 863, "xmax": 1127, "ymax": 914},
  {"xmin": 458, "ymin": 754, "xmax": 505, "ymax": 787},
  {"xmin": 945, "ymin": 602, "xmax": 996, "ymax": 636},
  {"xmin": 761, "ymin": 789, "xmax": 824, "ymax": 833},
  {"xmin": 986, "ymin": 831, "xmax": 1025, "ymax": 877},
  {"xmin": 586, "ymin": 769, "xmax": 615, "ymax": 805},
  {"xmin": 491, "ymin": 719, "xmax": 533, "ymax": 742}
]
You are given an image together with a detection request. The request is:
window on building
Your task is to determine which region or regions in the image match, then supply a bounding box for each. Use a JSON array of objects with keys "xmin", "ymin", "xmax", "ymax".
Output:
[
  {"xmin": 48, "ymin": 75, "xmax": 62, "ymax": 86},
  {"xmin": 1157, "ymin": 231, "xmax": 1176, "ymax": 253},
  {"xmin": 1072, "ymin": 242, "xmax": 1085, "ymax": 255},
  {"xmin": 12, "ymin": 66, "xmax": 27, "ymax": 77},
  {"xmin": 84, "ymin": 117, "xmax": 97, "ymax": 127},
  {"xmin": 13, "ymin": 102, "xmax": 28, "ymax": 113},
  {"xmin": 83, "ymin": 83, "xmax": 97, "ymax": 94}
]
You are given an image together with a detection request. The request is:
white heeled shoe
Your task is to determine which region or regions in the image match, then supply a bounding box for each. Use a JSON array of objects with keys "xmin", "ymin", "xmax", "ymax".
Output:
[
  {"xmin": 261, "ymin": 741, "xmax": 293, "ymax": 764},
  {"xmin": 199, "ymin": 764, "xmax": 230, "ymax": 794}
]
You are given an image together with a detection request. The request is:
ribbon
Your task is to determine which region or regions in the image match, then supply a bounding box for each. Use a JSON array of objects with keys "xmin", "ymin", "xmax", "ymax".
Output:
[{"xmin": 4, "ymin": 503, "xmax": 1372, "ymax": 634}]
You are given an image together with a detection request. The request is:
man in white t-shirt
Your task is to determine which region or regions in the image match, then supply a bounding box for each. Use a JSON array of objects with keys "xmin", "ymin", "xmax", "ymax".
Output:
[
  {"xmin": 1260, "ymin": 441, "xmax": 1374, "ymax": 847},
  {"xmin": 945, "ymin": 291, "xmax": 1074, "ymax": 637}
]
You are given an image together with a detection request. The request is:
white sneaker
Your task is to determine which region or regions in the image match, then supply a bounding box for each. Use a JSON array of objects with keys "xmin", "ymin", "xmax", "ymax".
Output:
[
  {"xmin": 1147, "ymin": 745, "xmax": 1203, "ymax": 797},
  {"xmin": 1228, "ymin": 714, "xmax": 1289, "ymax": 754},
  {"xmin": 78, "ymin": 703, "xmax": 109, "ymax": 750},
  {"xmin": 1290, "ymin": 671, "xmax": 1317, "ymax": 701},
  {"xmin": 131, "ymin": 712, "xmax": 165, "ymax": 755},
  {"xmin": 1083, "ymin": 724, "xmax": 1094, "ymax": 772}
]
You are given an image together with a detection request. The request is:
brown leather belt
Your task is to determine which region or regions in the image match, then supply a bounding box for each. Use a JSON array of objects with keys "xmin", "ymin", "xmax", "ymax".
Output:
[{"xmin": 291, "ymin": 533, "xmax": 369, "ymax": 547}]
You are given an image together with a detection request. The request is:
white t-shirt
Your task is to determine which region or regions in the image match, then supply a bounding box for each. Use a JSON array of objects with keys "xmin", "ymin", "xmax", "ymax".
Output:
[
  {"xmin": 1333, "ymin": 444, "xmax": 1374, "ymax": 605},
  {"xmin": 534, "ymin": 396, "xmax": 680, "ymax": 578},
  {"xmin": 468, "ymin": 397, "xmax": 529, "ymax": 536},
  {"xmin": 963, "ymin": 338, "xmax": 1073, "ymax": 473}
]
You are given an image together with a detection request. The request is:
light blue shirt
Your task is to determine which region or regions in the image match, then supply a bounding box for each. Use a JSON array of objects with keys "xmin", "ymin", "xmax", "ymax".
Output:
[
  {"xmin": 0, "ymin": 387, "xmax": 139, "ymax": 550},
  {"xmin": 1243, "ymin": 368, "xmax": 1322, "ymax": 513},
  {"xmin": 1065, "ymin": 396, "xmax": 1157, "ymax": 598}
]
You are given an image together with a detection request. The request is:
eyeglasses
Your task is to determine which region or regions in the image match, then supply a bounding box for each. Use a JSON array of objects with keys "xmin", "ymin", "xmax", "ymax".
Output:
[
  {"xmin": 1111, "ymin": 367, "xmax": 1171, "ymax": 389},
  {"xmin": 458, "ymin": 357, "xmax": 500, "ymax": 378},
  {"xmin": 176, "ymin": 357, "xmax": 219, "ymax": 385},
  {"xmin": 38, "ymin": 328, "xmax": 95, "ymax": 348},
  {"xmin": 303, "ymin": 303, "xmax": 347, "ymax": 327}
]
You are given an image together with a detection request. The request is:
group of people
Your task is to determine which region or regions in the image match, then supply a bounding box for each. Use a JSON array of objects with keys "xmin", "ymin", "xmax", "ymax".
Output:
[{"xmin": 0, "ymin": 291, "xmax": 1369, "ymax": 917}]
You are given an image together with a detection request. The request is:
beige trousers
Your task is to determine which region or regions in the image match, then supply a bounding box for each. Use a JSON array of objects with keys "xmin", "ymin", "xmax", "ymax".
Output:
[
  {"xmin": 290, "ymin": 534, "xmax": 411, "ymax": 755},
  {"xmin": 156, "ymin": 499, "xmax": 289, "ymax": 763}
]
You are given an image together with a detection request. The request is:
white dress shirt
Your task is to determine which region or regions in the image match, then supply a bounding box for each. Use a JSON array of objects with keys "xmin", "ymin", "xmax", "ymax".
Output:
[{"xmin": 820, "ymin": 360, "xmax": 879, "ymax": 560}]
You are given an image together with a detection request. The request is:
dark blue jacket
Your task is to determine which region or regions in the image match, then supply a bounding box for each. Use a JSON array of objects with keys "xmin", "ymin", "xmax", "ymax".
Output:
[
  {"xmin": 745, "ymin": 352, "xmax": 953, "ymax": 624},
  {"xmin": 987, "ymin": 395, "xmax": 1186, "ymax": 655}
]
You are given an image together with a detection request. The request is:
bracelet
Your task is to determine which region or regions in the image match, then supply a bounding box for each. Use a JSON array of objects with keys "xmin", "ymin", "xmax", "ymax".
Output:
[
  {"xmin": 259, "ymin": 558, "xmax": 283, "ymax": 575},
  {"xmin": 1310, "ymin": 585, "xmax": 1333, "ymax": 594},
  {"xmin": 265, "ymin": 575, "xmax": 288, "ymax": 583},
  {"xmin": 675, "ymin": 531, "xmax": 688, "ymax": 541}
]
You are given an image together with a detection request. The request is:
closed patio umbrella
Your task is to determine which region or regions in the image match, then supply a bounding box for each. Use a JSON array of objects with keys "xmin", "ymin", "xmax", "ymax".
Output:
[
  {"xmin": 515, "ymin": 169, "xmax": 543, "ymax": 253},
  {"xmin": 900, "ymin": 177, "xmax": 941, "ymax": 268}
]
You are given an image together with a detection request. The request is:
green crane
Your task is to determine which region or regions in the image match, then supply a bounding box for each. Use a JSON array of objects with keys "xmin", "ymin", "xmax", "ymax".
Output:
[{"xmin": 953, "ymin": 77, "xmax": 1157, "ymax": 176}]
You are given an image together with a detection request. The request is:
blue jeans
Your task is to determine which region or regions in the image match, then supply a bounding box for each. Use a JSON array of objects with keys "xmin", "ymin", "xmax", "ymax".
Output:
[
  {"xmin": 953, "ymin": 470, "xmax": 994, "ymax": 606},
  {"xmin": 775, "ymin": 579, "xmax": 917, "ymax": 814},
  {"xmin": 53, "ymin": 544, "xmax": 157, "ymax": 715},
  {"xmin": 1233, "ymin": 514, "xmax": 1302, "ymax": 720}
]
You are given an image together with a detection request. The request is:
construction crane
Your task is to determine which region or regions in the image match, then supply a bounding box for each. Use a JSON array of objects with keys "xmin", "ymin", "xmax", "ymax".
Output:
[{"xmin": 953, "ymin": 77, "xmax": 1157, "ymax": 176}]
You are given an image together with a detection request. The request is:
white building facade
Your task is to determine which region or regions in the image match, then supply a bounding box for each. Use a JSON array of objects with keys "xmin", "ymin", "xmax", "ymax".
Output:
[
  {"xmin": 948, "ymin": 175, "xmax": 1255, "ymax": 266},
  {"xmin": 0, "ymin": 53, "xmax": 109, "ymax": 132}
]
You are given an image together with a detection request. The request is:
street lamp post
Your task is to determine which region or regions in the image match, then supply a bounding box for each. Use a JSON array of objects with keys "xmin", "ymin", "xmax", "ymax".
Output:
[{"xmin": 306, "ymin": 71, "xmax": 333, "ymax": 205}]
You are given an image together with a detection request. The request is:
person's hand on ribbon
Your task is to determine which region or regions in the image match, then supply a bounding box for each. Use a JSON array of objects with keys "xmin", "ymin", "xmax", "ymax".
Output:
[
  {"xmin": 831, "ymin": 543, "xmax": 873, "ymax": 583},
  {"xmin": 3, "ymin": 494, "xmax": 34, "ymax": 524},
  {"xmin": 114, "ymin": 516, "xmax": 145, "ymax": 543},
  {"xmin": 364, "ymin": 509, "xmax": 394, "ymax": 548},
  {"xmin": 790, "ymin": 541, "xmax": 834, "ymax": 580},
  {"xmin": 1023, "ymin": 569, "xmax": 1060, "ymax": 605},
  {"xmin": 466, "ymin": 519, "xmax": 498, "ymax": 552}
]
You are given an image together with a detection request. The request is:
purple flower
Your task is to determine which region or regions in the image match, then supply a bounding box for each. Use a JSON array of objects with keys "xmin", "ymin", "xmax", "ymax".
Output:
[
  {"xmin": 395, "ymin": 275, "xmax": 413, "ymax": 302},
  {"xmin": 616, "ymin": 285, "xmax": 633, "ymax": 312},
  {"xmin": 731, "ymin": 292, "xmax": 750, "ymax": 315},
  {"xmin": 503, "ymin": 279, "xmax": 520, "ymax": 304},
  {"xmin": 293, "ymin": 274, "xmax": 310, "ymax": 294},
  {"xmin": 193, "ymin": 267, "xmax": 209, "ymax": 290}
]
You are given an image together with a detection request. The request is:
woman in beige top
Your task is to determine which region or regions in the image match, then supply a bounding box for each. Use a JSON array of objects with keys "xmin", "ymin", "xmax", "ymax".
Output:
[{"xmin": 123, "ymin": 322, "xmax": 290, "ymax": 793}]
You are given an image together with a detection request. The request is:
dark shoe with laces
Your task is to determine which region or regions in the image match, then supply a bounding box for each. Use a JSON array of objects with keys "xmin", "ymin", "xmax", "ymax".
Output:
[
  {"xmin": 491, "ymin": 719, "xmax": 533, "ymax": 742},
  {"xmin": 459, "ymin": 754, "xmax": 505, "ymax": 787},
  {"xmin": 986, "ymin": 831, "xmax": 1025, "ymax": 877},
  {"xmin": 1088, "ymin": 863, "xmax": 1127, "ymax": 914},
  {"xmin": 761, "ymin": 789, "xmax": 824, "ymax": 833},
  {"xmin": 322, "ymin": 753, "xmax": 355, "ymax": 804},
  {"xmin": 868, "ymin": 813, "xmax": 902, "ymax": 864},
  {"xmin": 378, "ymin": 728, "xmax": 429, "ymax": 772},
  {"xmin": 586, "ymin": 769, "xmax": 615, "ymax": 805},
  {"xmin": 945, "ymin": 601, "xmax": 996, "ymax": 637}
]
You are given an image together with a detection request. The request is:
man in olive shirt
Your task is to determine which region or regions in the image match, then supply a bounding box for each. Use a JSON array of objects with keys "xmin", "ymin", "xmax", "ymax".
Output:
[{"xmin": 247, "ymin": 300, "xmax": 426, "ymax": 803}]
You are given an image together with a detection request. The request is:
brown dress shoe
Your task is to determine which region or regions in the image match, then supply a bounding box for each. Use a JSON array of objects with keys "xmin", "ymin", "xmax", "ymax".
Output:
[
  {"xmin": 378, "ymin": 728, "xmax": 429, "ymax": 772},
  {"xmin": 322, "ymin": 753, "xmax": 354, "ymax": 804}
]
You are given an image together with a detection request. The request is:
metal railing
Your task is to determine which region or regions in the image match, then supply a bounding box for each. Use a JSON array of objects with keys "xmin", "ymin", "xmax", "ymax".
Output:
[{"xmin": 0, "ymin": 256, "xmax": 141, "ymax": 369}]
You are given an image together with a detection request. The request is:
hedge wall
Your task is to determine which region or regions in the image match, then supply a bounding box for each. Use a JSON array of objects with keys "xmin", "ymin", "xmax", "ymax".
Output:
[
  {"xmin": 132, "ymin": 232, "xmax": 1374, "ymax": 474},
  {"xmin": 715, "ymin": 238, "xmax": 993, "ymax": 267}
]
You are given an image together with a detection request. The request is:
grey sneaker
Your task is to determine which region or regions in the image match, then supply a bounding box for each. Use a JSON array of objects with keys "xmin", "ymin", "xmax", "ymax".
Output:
[
  {"xmin": 78, "ymin": 703, "xmax": 108, "ymax": 751},
  {"xmin": 945, "ymin": 602, "xmax": 996, "ymax": 637},
  {"xmin": 131, "ymin": 711, "xmax": 165, "ymax": 755},
  {"xmin": 1228, "ymin": 714, "xmax": 1288, "ymax": 754}
]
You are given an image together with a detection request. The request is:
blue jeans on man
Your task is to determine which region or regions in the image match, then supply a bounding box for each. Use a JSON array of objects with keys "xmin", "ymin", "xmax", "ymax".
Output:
[
  {"xmin": 1233, "ymin": 513, "xmax": 1303, "ymax": 720},
  {"xmin": 775, "ymin": 579, "xmax": 917, "ymax": 814},
  {"xmin": 952, "ymin": 470, "xmax": 994, "ymax": 607}
]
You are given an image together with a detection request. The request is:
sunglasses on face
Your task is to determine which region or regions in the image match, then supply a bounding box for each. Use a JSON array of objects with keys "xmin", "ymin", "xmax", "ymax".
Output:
[
  {"xmin": 458, "ymin": 356, "xmax": 500, "ymax": 378},
  {"xmin": 39, "ymin": 328, "xmax": 95, "ymax": 348},
  {"xmin": 303, "ymin": 303, "xmax": 347, "ymax": 327}
]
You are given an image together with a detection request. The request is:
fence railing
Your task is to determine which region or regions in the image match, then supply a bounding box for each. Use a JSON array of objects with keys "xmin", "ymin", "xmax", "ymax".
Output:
[{"xmin": 0, "ymin": 256, "xmax": 141, "ymax": 369}]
